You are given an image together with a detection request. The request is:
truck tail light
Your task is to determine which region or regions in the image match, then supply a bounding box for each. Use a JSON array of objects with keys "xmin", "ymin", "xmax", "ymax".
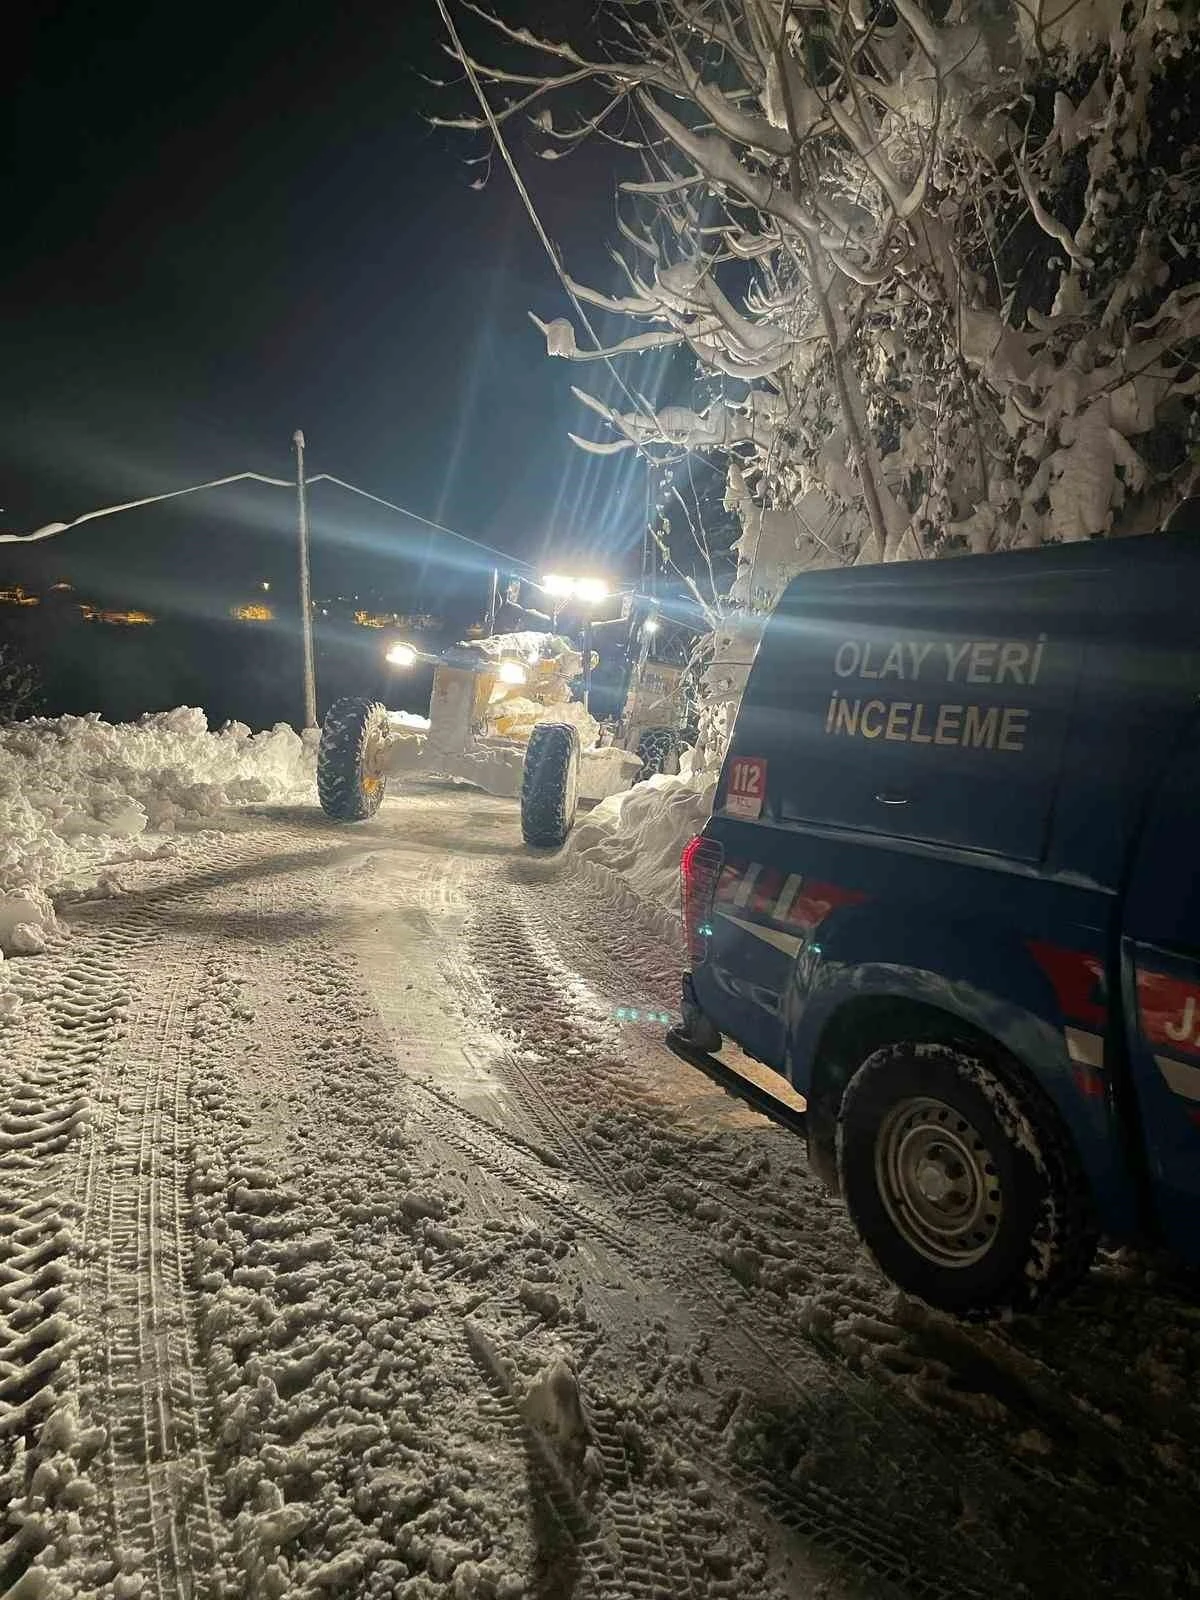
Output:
[{"xmin": 680, "ymin": 834, "xmax": 724, "ymax": 967}]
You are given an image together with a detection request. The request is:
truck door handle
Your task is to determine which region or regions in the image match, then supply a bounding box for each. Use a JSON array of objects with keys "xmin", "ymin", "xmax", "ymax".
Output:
[{"xmin": 875, "ymin": 791, "xmax": 909, "ymax": 806}]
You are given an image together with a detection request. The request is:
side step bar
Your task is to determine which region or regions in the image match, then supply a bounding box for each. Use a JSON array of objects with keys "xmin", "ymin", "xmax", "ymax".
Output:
[{"xmin": 665, "ymin": 1027, "xmax": 808, "ymax": 1137}]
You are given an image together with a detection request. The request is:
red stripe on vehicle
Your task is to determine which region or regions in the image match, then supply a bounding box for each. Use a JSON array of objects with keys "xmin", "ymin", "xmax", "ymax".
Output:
[
  {"xmin": 714, "ymin": 862, "xmax": 745, "ymax": 906},
  {"xmin": 1027, "ymin": 941, "xmax": 1107, "ymax": 1028},
  {"xmin": 713, "ymin": 862, "xmax": 865, "ymax": 934},
  {"xmin": 784, "ymin": 881, "xmax": 867, "ymax": 933},
  {"xmin": 1137, "ymin": 971, "xmax": 1200, "ymax": 1061}
]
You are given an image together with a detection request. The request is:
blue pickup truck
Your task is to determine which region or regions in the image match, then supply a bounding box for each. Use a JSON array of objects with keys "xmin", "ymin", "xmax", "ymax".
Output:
[{"xmin": 672, "ymin": 520, "xmax": 1200, "ymax": 1317}]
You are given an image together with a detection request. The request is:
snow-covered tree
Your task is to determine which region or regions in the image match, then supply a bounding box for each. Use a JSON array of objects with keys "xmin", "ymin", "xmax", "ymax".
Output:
[
  {"xmin": 443, "ymin": 0, "xmax": 1200, "ymax": 604},
  {"xmin": 0, "ymin": 641, "xmax": 41, "ymax": 724}
]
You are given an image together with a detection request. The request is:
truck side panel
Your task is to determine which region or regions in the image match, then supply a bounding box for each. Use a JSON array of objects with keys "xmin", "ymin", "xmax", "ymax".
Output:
[{"xmin": 693, "ymin": 816, "xmax": 1140, "ymax": 1235}]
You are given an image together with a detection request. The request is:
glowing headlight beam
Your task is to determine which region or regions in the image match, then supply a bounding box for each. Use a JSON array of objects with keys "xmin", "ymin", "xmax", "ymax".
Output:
[
  {"xmin": 386, "ymin": 642, "xmax": 417, "ymax": 668},
  {"xmin": 539, "ymin": 573, "xmax": 612, "ymax": 605},
  {"xmin": 541, "ymin": 573, "xmax": 575, "ymax": 598}
]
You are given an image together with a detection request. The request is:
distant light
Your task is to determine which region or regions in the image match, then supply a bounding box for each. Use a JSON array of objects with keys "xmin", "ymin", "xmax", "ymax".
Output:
[
  {"xmin": 497, "ymin": 660, "xmax": 527, "ymax": 686},
  {"xmin": 541, "ymin": 573, "xmax": 575, "ymax": 598},
  {"xmin": 386, "ymin": 642, "xmax": 417, "ymax": 668},
  {"xmin": 232, "ymin": 604, "xmax": 272, "ymax": 622},
  {"xmin": 574, "ymin": 578, "xmax": 609, "ymax": 605},
  {"xmin": 260, "ymin": 581, "xmax": 271, "ymax": 592},
  {"xmin": 89, "ymin": 608, "xmax": 156, "ymax": 627}
]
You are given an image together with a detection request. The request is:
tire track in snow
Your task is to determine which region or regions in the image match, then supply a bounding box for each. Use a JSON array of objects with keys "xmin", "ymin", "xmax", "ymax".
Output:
[
  {"xmin": 0, "ymin": 920, "xmax": 141, "ymax": 1593},
  {"xmin": 402, "ymin": 1077, "xmax": 631, "ymax": 1258},
  {"xmin": 463, "ymin": 875, "xmax": 999, "ymax": 1600},
  {"xmin": 174, "ymin": 831, "xmax": 797, "ymax": 1600},
  {"xmin": 464, "ymin": 888, "xmax": 837, "ymax": 1388},
  {"xmin": 0, "ymin": 823, "xmax": 350, "ymax": 1597},
  {"xmin": 85, "ymin": 947, "xmax": 220, "ymax": 1599}
]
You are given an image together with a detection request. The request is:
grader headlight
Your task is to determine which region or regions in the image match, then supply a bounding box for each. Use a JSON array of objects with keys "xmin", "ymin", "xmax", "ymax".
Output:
[
  {"xmin": 497, "ymin": 660, "xmax": 528, "ymax": 687},
  {"xmin": 386, "ymin": 642, "xmax": 417, "ymax": 668}
]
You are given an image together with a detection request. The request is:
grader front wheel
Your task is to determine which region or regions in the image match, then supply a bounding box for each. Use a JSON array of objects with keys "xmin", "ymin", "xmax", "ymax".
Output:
[
  {"xmin": 317, "ymin": 698, "xmax": 390, "ymax": 821},
  {"xmin": 521, "ymin": 722, "xmax": 580, "ymax": 847}
]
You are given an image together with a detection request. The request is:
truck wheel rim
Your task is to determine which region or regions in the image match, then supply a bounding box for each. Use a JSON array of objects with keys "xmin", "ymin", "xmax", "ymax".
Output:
[
  {"xmin": 361, "ymin": 724, "xmax": 386, "ymax": 797},
  {"xmin": 875, "ymin": 1096, "xmax": 1002, "ymax": 1268}
]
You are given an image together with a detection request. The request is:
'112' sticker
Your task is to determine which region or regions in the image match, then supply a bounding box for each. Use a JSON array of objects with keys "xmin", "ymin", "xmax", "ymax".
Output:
[{"xmin": 726, "ymin": 757, "xmax": 767, "ymax": 819}]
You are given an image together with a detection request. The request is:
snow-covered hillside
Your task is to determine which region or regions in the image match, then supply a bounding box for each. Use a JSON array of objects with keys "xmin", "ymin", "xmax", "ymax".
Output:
[{"xmin": 0, "ymin": 708, "xmax": 313, "ymax": 957}]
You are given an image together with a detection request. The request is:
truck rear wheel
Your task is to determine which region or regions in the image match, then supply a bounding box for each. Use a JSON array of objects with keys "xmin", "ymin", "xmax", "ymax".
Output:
[
  {"xmin": 317, "ymin": 698, "xmax": 389, "ymax": 821},
  {"xmin": 837, "ymin": 1041, "xmax": 1096, "ymax": 1318},
  {"xmin": 521, "ymin": 722, "xmax": 580, "ymax": 847}
]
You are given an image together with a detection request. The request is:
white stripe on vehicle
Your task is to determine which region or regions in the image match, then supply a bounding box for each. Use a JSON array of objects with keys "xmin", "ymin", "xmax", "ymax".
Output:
[
  {"xmin": 733, "ymin": 864, "xmax": 761, "ymax": 911},
  {"xmin": 1154, "ymin": 1055, "xmax": 1200, "ymax": 1102},
  {"xmin": 1065, "ymin": 1028, "xmax": 1105, "ymax": 1069},
  {"xmin": 773, "ymin": 873, "xmax": 804, "ymax": 924},
  {"xmin": 721, "ymin": 913, "xmax": 806, "ymax": 959}
]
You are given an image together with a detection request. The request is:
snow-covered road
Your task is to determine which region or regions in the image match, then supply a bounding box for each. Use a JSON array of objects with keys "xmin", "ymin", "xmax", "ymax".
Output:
[{"xmin": 3, "ymin": 787, "xmax": 1199, "ymax": 1600}]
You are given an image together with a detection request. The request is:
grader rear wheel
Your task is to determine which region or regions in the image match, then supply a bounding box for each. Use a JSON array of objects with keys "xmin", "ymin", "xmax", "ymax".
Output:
[{"xmin": 317, "ymin": 698, "xmax": 390, "ymax": 821}]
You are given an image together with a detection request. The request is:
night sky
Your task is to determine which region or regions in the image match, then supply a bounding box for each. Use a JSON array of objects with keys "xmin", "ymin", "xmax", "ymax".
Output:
[{"xmin": 1, "ymin": 0, "xmax": 659, "ymax": 621}]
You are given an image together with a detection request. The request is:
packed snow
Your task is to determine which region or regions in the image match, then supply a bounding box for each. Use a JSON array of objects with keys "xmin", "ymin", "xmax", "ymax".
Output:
[
  {"xmin": 0, "ymin": 707, "xmax": 313, "ymax": 956},
  {"xmin": 569, "ymin": 762, "xmax": 718, "ymax": 919}
]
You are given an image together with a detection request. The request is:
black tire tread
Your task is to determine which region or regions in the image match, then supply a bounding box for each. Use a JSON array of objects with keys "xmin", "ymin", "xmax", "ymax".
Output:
[
  {"xmin": 521, "ymin": 722, "xmax": 580, "ymax": 848},
  {"xmin": 634, "ymin": 726, "xmax": 679, "ymax": 781},
  {"xmin": 316, "ymin": 697, "xmax": 389, "ymax": 822}
]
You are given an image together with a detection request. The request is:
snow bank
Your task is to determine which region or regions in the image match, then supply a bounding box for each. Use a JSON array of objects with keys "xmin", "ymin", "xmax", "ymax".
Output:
[
  {"xmin": 0, "ymin": 708, "xmax": 313, "ymax": 956},
  {"xmin": 568, "ymin": 765, "xmax": 717, "ymax": 920}
]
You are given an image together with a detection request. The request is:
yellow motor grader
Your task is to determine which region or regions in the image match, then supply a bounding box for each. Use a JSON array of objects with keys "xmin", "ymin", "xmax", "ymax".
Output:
[{"xmin": 314, "ymin": 629, "xmax": 644, "ymax": 846}]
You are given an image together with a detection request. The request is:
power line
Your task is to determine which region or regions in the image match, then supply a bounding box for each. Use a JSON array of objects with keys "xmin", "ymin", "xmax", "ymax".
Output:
[
  {"xmin": 308, "ymin": 473, "xmax": 534, "ymax": 574},
  {"xmin": 0, "ymin": 465, "xmax": 532, "ymax": 576},
  {"xmin": 0, "ymin": 471, "xmax": 293, "ymax": 545}
]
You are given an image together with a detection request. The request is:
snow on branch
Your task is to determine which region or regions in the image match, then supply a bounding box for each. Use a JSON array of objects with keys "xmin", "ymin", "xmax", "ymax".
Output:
[{"xmin": 440, "ymin": 0, "xmax": 1200, "ymax": 575}]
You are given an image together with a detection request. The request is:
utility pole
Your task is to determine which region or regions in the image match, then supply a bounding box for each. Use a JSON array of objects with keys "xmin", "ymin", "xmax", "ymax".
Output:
[{"xmin": 293, "ymin": 429, "xmax": 317, "ymax": 729}]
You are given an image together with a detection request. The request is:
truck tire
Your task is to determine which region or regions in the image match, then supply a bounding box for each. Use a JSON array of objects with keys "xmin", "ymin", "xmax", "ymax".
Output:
[
  {"xmin": 635, "ymin": 727, "xmax": 679, "ymax": 781},
  {"xmin": 837, "ymin": 1041, "xmax": 1097, "ymax": 1318},
  {"xmin": 317, "ymin": 698, "xmax": 389, "ymax": 821},
  {"xmin": 521, "ymin": 722, "xmax": 580, "ymax": 848}
]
